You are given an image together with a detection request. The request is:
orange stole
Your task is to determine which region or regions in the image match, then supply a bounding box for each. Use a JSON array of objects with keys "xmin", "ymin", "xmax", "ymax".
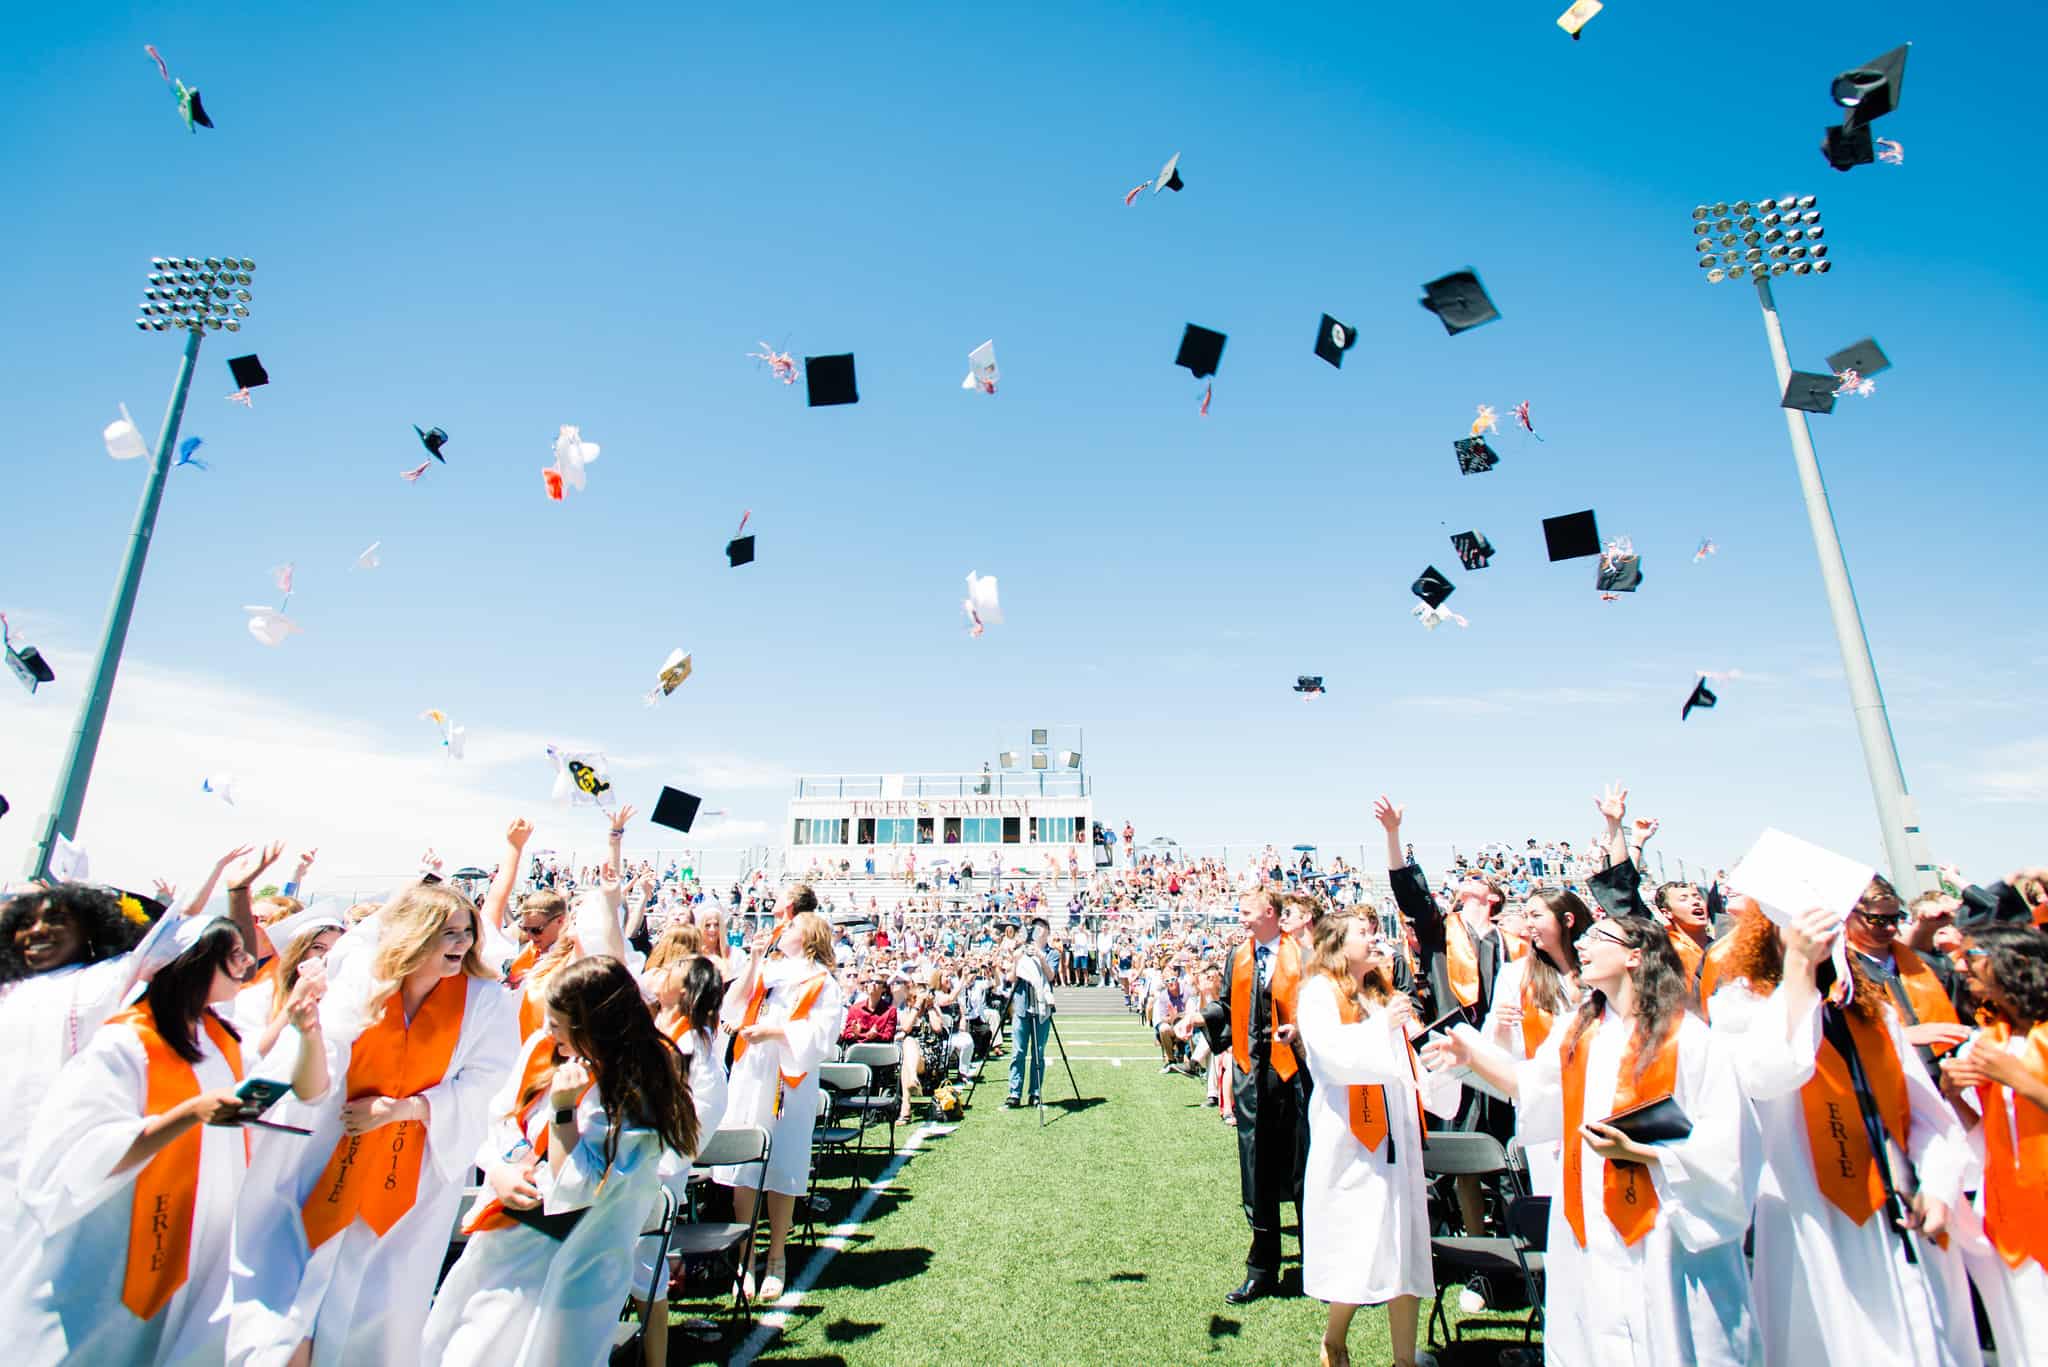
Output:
[
  {"xmin": 1444, "ymin": 914, "xmax": 1481, "ymax": 1009},
  {"xmin": 732, "ymin": 970, "xmax": 828, "ymax": 1085},
  {"xmin": 462, "ymin": 1032, "xmax": 594, "ymax": 1237},
  {"xmin": 1798, "ymin": 1006, "xmax": 1911, "ymax": 1226},
  {"xmin": 1889, "ymin": 944, "xmax": 1963, "ymax": 1055},
  {"xmin": 1229, "ymin": 939, "xmax": 1302, "ymax": 1080},
  {"xmin": 505, "ymin": 942, "xmax": 538, "ymax": 989},
  {"xmin": 1519, "ymin": 969, "xmax": 1559, "ymax": 1060},
  {"xmin": 302, "ymin": 973, "xmax": 467, "ymax": 1249},
  {"xmin": 1977, "ymin": 1021, "xmax": 2048, "ymax": 1270},
  {"xmin": 1332, "ymin": 985, "xmax": 1426, "ymax": 1155},
  {"xmin": 1697, "ymin": 930, "xmax": 1740, "ymax": 1021},
  {"xmin": 1668, "ymin": 926, "xmax": 1706, "ymax": 984},
  {"xmin": 111, "ymin": 1002, "xmax": 245, "ymax": 1320},
  {"xmin": 1560, "ymin": 1017, "xmax": 1680, "ymax": 1249}
]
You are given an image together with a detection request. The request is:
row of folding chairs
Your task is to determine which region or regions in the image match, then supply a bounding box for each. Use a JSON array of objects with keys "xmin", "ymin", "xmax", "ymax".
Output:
[{"xmin": 1419, "ymin": 1130, "xmax": 1547, "ymax": 1354}]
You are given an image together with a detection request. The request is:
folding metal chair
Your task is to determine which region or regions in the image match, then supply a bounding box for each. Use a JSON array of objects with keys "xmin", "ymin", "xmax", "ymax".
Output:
[
  {"xmin": 666, "ymin": 1126, "xmax": 772, "ymax": 1330},
  {"xmin": 840, "ymin": 1042, "xmax": 902, "ymax": 1173},
  {"xmin": 1420, "ymin": 1130, "xmax": 1527, "ymax": 1349}
]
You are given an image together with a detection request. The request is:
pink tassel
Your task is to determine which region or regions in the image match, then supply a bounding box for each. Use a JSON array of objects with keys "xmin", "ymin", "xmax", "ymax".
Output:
[
  {"xmin": 1124, "ymin": 182, "xmax": 1149, "ymax": 206},
  {"xmin": 1199, "ymin": 384, "xmax": 1212, "ymax": 417},
  {"xmin": 145, "ymin": 44, "xmax": 169, "ymax": 82}
]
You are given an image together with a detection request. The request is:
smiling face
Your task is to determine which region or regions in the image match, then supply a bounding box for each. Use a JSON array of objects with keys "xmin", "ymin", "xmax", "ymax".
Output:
[
  {"xmin": 208, "ymin": 937, "xmax": 260, "ymax": 1005},
  {"xmin": 1576, "ymin": 920, "xmax": 1641, "ymax": 997},
  {"xmin": 1846, "ymin": 894, "xmax": 1905, "ymax": 956},
  {"xmin": 431, "ymin": 903, "xmax": 476, "ymax": 978},
  {"xmin": 1238, "ymin": 892, "xmax": 1281, "ymax": 941},
  {"xmin": 13, "ymin": 902, "xmax": 84, "ymax": 973}
]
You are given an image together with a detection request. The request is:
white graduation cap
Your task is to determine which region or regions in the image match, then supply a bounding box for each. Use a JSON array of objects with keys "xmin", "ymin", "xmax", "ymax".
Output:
[
  {"xmin": 243, "ymin": 606, "xmax": 302, "ymax": 647},
  {"xmin": 552, "ymin": 425, "xmax": 600, "ymax": 494},
  {"xmin": 644, "ymin": 648, "xmax": 693, "ymax": 706},
  {"xmin": 104, "ymin": 404, "xmax": 148, "ymax": 460},
  {"xmin": 1153, "ymin": 151, "xmax": 1183, "ymax": 194},
  {"xmin": 963, "ymin": 571, "xmax": 1002, "ymax": 636},
  {"xmin": 547, "ymin": 745, "xmax": 616, "ymax": 809},
  {"xmin": 1726, "ymin": 828, "xmax": 1873, "ymax": 928},
  {"xmin": 962, "ymin": 340, "xmax": 998, "ymax": 394},
  {"xmin": 445, "ymin": 724, "xmax": 466, "ymax": 761},
  {"xmin": 266, "ymin": 901, "xmax": 348, "ymax": 960},
  {"xmin": 48, "ymin": 832, "xmax": 90, "ymax": 883},
  {"xmin": 201, "ymin": 773, "xmax": 235, "ymax": 805}
]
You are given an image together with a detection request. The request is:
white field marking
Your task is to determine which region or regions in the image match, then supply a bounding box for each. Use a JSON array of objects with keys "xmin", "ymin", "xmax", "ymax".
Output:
[{"xmin": 727, "ymin": 1122, "xmax": 945, "ymax": 1367}]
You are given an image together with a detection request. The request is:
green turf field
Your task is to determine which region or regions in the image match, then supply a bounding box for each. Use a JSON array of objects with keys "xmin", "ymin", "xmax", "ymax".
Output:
[{"xmin": 668, "ymin": 1008, "xmax": 1535, "ymax": 1366}]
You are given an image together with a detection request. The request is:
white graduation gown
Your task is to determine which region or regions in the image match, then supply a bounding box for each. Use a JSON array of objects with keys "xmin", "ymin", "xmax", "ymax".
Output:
[
  {"xmin": 1949, "ymin": 1031, "xmax": 2048, "ymax": 1364},
  {"xmin": 635, "ymin": 1026, "xmax": 730, "ymax": 1294},
  {"xmin": 1515, "ymin": 1008, "xmax": 1757, "ymax": 1367},
  {"xmin": 7, "ymin": 1016, "xmax": 246, "ymax": 1367},
  {"xmin": 710, "ymin": 957, "xmax": 845, "ymax": 1196},
  {"xmin": 1479, "ymin": 955, "xmax": 1569, "ymax": 1197},
  {"xmin": 1710, "ymin": 984, "xmax": 1981, "ymax": 1367},
  {"xmin": 422, "ymin": 1084, "xmax": 671, "ymax": 1367},
  {"xmin": 1296, "ymin": 977, "xmax": 1461, "ymax": 1305},
  {"xmin": 228, "ymin": 970, "xmax": 519, "ymax": 1367}
]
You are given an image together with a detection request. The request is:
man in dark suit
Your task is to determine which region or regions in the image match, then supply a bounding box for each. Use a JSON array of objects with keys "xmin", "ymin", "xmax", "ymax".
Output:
[{"xmin": 1203, "ymin": 887, "xmax": 1307, "ymax": 1304}]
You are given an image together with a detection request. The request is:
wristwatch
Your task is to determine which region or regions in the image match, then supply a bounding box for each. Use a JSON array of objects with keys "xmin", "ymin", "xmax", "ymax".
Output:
[{"xmin": 554, "ymin": 1107, "xmax": 576, "ymax": 1126}]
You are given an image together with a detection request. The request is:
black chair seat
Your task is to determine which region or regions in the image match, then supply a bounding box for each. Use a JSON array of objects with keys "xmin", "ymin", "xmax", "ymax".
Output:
[
  {"xmin": 668, "ymin": 1221, "xmax": 752, "ymax": 1257},
  {"xmin": 1428, "ymin": 1234, "xmax": 1523, "ymax": 1281}
]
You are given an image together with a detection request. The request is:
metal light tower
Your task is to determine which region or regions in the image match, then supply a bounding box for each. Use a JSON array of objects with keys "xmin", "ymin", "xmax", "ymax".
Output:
[
  {"xmin": 25, "ymin": 256, "xmax": 257, "ymax": 881},
  {"xmin": 1691, "ymin": 198, "xmax": 1931, "ymax": 895}
]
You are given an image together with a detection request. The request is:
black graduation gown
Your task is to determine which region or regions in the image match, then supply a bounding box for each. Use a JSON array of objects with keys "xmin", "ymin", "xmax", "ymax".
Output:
[
  {"xmin": 1205, "ymin": 942, "xmax": 1309, "ymax": 1277},
  {"xmin": 1390, "ymin": 862, "xmax": 1509, "ymax": 1138}
]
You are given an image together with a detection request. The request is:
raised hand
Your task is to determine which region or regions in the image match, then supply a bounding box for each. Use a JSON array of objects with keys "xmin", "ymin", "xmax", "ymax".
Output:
[
  {"xmin": 152, "ymin": 878, "xmax": 178, "ymax": 903},
  {"xmin": 419, "ymin": 848, "xmax": 445, "ymax": 875},
  {"xmin": 505, "ymin": 817, "xmax": 534, "ymax": 851},
  {"xmin": 227, "ymin": 841, "xmax": 285, "ymax": 891},
  {"xmin": 1372, "ymin": 795, "xmax": 1404, "ymax": 834},
  {"xmin": 1596, "ymin": 783, "xmax": 1628, "ymax": 828},
  {"xmin": 292, "ymin": 847, "xmax": 318, "ymax": 879}
]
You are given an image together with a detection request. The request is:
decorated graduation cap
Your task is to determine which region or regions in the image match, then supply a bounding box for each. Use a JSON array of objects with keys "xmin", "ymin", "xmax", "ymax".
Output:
[
  {"xmin": 644, "ymin": 648, "xmax": 693, "ymax": 705},
  {"xmin": 1313, "ymin": 315, "xmax": 1356, "ymax": 369},
  {"xmin": 1175, "ymin": 324, "xmax": 1226, "ymax": 379},
  {"xmin": 962, "ymin": 340, "xmax": 998, "ymax": 394},
  {"xmin": 104, "ymin": 403, "xmax": 149, "ymax": 460},
  {"xmin": 415, "ymin": 425, "xmax": 450, "ymax": 461},
  {"xmin": 1418, "ymin": 270, "xmax": 1500, "ymax": 335},
  {"xmin": 651, "ymin": 785, "xmax": 703, "ymax": 834},
  {"xmin": 1781, "ymin": 371, "xmax": 1838, "ymax": 414},
  {"xmin": 2, "ymin": 613, "xmax": 54, "ymax": 694},
  {"xmin": 1411, "ymin": 565, "xmax": 1455, "ymax": 609},
  {"xmin": 1293, "ymin": 675, "xmax": 1326, "ymax": 696},
  {"xmin": 1450, "ymin": 530, "xmax": 1494, "ymax": 571},
  {"xmin": 805, "ymin": 353, "xmax": 859, "ymax": 407},
  {"xmin": 1596, "ymin": 551, "xmax": 1644, "ymax": 594},
  {"xmin": 226, "ymin": 354, "xmax": 268, "ymax": 391},
  {"xmin": 1556, "ymin": 0, "xmax": 1602, "ymax": 37},
  {"xmin": 1826, "ymin": 337, "xmax": 1890, "ymax": 378},
  {"xmin": 1453, "ymin": 437, "xmax": 1499, "ymax": 475},
  {"xmin": 1682, "ymin": 676, "xmax": 1718, "ymax": 721},
  {"xmin": 1541, "ymin": 509, "xmax": 1601, "ymax": 561},
  {"xmin": 963, "ymin": 571, "xmax": 1002, "ymax": 637},
  {"xmin": 547, "ymin": 745, "xmax": 616, "ymax": 809}
]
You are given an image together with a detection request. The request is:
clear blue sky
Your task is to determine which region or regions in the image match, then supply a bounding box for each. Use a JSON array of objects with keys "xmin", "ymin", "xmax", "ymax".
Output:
[{"xmin": 2, "ymin": 2, "xmax": 2043, "ymax": 888}]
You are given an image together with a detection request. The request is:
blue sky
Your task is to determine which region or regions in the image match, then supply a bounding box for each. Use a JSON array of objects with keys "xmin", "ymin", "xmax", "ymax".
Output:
[{"xmin": 2, "ymin": 2, "xmax": 2043, "ymax": 889}]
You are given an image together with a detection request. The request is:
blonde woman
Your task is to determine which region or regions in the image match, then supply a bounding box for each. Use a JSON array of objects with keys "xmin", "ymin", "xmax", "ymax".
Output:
[
  {"xmin": 1296, "ymin": 913, "xmax": 1461, "ymax": 1367},
  {"xmin": 710, "ymin": 908, "xmax": 845, "ymax": 1301},
  {"xmin": 229, "ymin": 881, "xmax": 519, "ymax": 1366}
]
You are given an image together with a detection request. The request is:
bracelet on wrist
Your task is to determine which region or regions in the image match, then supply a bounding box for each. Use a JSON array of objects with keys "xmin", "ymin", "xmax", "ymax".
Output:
[{"xmin": 228, "ymin": 883, "xmax": 253, "ymax": 893}]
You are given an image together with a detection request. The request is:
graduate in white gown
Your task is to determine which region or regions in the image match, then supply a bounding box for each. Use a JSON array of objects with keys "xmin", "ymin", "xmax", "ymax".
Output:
[
  {"xmin": 1932, "ymin": 923, "xmax": 2048, "ymax": 1365},
  {"xmin": 229, "ymin": 882, "xmax": 519, "ymax": 1367},
  {"xmin": 229, "ymin": 907, "xmax": 346, "ymax": 1050},
  {"xmin": 710, "ymin": 907, "xmax": 846, "ymax": 1301},
  {"xmin": 1708, "ymin": 894, "xmax": 1980, "ymax": 1367},
  {"xmin": 1296, "ymin": 912, "xmax": 1461, "ymax": 1367},
  {"xmin": 1478, "ymin": 889, "xmax": 1592, "ymax": 1198},
  {"xmin": 423, "ymin": 955, "xmax": 704, "ymax": 1367},
  {"xmin": 1428, "ymin": 912, "xmax": 1758, "ymax": 1367},
  {"xmin": 10, "ymin": 909, "xmax": 328, "ymax": 1367}
]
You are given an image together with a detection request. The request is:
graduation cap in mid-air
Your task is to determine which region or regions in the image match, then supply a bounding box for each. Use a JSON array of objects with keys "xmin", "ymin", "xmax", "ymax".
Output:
[
  {"xmin": 414, "ymin": 425, "xmax": 450, "ymax": 461},
  {"xmin": 1596, "ymin": 554, "xmax": 1644, "ymax": 594},
  {"xmin": 726, "ymin": 534, "xmax": 755, "ymax": 568},
  {"xmin": 1453, "ymin": 437, "xmax": 1499, "ymax": 475},
  {"xmin": 651, "ymin": 785, "xmax": 703, "ymax": 834},
  {"xmin": 805, "ymin": 353, "xmax": 859, "ymax": 407},
  {"xmin": 226, "ymin": 354, "xmax": 268, "ymax": 391},
  {"xmin": 1175, "ymin": 324, "xmax": 1227, "ymax": 379},
  {"xmin": 1542, "ymin": 510, "xmax": 1602, "ymax": 562},
  {"xmin": 1821, "ymin": 123, "xmax": 1875, "ymax": 171},
  {"xmin": 1832, "ymin": 44, "xmax": 1909, "ymax": 129},
  {"xmin": 1451, "ymin": 530, "xmax": 1494, "ymax": 571},
  {"xmin": 1556, "ymin": 0, "xmax": 1602, "ymax": 37},
  {"xmin": 1411, "ymin": 565, "xmax": 1456, "ymax": 609},
  {"xmin": 1782, "ymin": 371, "xmax": 1839, "ymax": 414},
  {"xmin": 1313, "ymin": 315, "xmax": 1356, "ymax": 369},
  {"xmin": 4, "ymin": 618, "xmax": 55, "ymax": 695},
  {"xmin": 1293, "ymin": 675, "xmax": 1326, "ymax": 696},
  {"xmin": 1826, "ymin": 337, "xmax": 1890, "ymax": 379},
  {"xmin": 1682, "ymin": 677, "xmax": 1718, "ymax": 721},
  {"xmin": 1153, "ymin": 151, "xmax": 1184, "ymax": 194},
  {"xmin": 1418, "ymin": 270, "xmax": 1500, "ymax": 335}
]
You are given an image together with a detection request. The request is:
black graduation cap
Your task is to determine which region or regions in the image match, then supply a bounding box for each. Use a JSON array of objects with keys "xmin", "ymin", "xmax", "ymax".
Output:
[
  {"xmin": 1293, "ymin": 675, "xmax": 1325, "ymax": 695},
  {"xmin": 804, "ymin": 353, "xmax": 859, "ymax": 407},
  {"xmin": 726, "ymin": 535, "xmax": 755, "ymax": 568},
  {"xmin": 6, "ymin": 637, "xmax": 55, "ymax": 694},
  {"xmin": 186, "ymin": 89, "xmax": 214, "ymax": 129},
  {"xmin": 1821, "ymin": 122, "xmax": 1875, "ymax": 172},
  {"xmin": 1596, "ymin": 554, "xmax": 1643, "ymax": 594},
  {"xmin": 1154, "ymin": 151, "xmax": 1184, "ymax": 193},
  {"xmin": 0, "ymin": 793, "xmax": 9, "ymax": 820},
  {"xmin": 1313, "ymin": 315, "xmax": 1356, "ymax": 369},
  {"xmin": 1411, "ymin": 565, "xmax": 1455, "ymax": 609},
  {"xmin": 1450, "ymin": 530, "xmax": 1494, "ymax": 571},
  {"xmin": 1453, "ymin": 437, "xmax": 1499, "ymax": 475},
  {"xmin": 1175, "ymin": 324, "xmax": 1227, "ymax": 379},
  {"xmin": 1782, "ymin": 371, "xmax": 1839, "ymax": 415},
  {"xmin": 414, "ymin": 425, "xmax": 449, "ymax": 461},
  {"xmin": 651, "ymin": 785, "xmax": 703, "ymax": 834},
  {"xmin": 1826, "ymin": 338, "xmax": 1890, "ymax": 378},
  {"xmin": 1833, "ymin": 44, "xmax": 1909, "ymax": 129},
  {"xmin": 1418, "ymin": 270, "xmax": 1500, "ymax": 335},
  {"xmin": 1682, "ymin": 676, "xmax": 1717, "ymax": 721},
  {"xmin": 1542, "ymin": 510, "xmax": 1601, "ymax": 561},
  {"xmin": 226, "ymin": 354, "xmax": 269, "ymax": 390}
]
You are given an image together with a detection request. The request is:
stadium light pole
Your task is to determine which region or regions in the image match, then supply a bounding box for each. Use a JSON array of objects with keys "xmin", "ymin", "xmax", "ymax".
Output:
[
  {"xmin": 1691, "ymin": 198, "xmax": 1930, "ymax": 896},
  {"xmin": 25, "ymin": 256, "xmax": 257, "ymax": 881}
]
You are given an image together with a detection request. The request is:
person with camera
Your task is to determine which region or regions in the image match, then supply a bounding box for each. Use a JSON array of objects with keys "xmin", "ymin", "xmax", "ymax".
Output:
[{"xmin": 1006, "ymin": 918, "xmax": 1058, "ymax": 1107}]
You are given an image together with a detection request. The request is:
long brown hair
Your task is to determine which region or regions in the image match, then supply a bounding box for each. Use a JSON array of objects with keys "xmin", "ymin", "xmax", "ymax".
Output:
[
  {"xmin": 546, "ymin": 956, "xmax": 699, "ymax": 1167},
  {"xmin": 1305, "ymin": 912, "xmax": 1393, "ymax": 1017},
  {"xmin": 1523, "ymin": 889, "xmax": 1591, "ymax": 1016},
  {"xmin": 270, "ymin": 919, "xmax": 343, "ymax": 1014},
  {"xmin": 1562, "ymin": 915, "xmax": 1690, "ymax": 1083}
]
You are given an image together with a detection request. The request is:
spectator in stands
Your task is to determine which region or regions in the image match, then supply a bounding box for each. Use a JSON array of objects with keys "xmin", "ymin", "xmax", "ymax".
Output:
[{"xmin": 841, "ymin": 978, "xmax": 899, "ymax": 1047}]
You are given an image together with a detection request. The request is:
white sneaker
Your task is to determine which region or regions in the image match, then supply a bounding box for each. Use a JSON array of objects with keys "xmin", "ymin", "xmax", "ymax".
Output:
[{"xmin": 1161, "ymin": 1063, "xmax": 1175, "ymax": 1073}]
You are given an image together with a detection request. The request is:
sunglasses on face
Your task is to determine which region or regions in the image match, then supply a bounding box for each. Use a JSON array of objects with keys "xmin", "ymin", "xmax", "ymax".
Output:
[{"xmin": 1856, "ymin": 912, "xmax": 1906, "ymax": 929}]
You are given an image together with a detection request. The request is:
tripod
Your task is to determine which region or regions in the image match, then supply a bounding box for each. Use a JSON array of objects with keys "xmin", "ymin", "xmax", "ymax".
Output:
[{"xmin": 1037, "ymin": 1013, "xmax": 1085, "ymax": 1129}]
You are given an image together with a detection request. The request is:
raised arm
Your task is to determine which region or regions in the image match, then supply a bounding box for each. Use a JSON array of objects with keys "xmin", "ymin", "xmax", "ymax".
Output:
[
  {"xmin": 1377, "ymin": 795, "xmax": 1444, "ymax": 948},
  {"xmin": 223, "ymin": 840, "xmax": 284, "ymax": 954},
  {"xmin": 180, "ymin": 843, "xmax": 252, "ymax": 918},
  {"xmin": 479, "ymin": 818, "xmax": 534, "ymax": 934}
]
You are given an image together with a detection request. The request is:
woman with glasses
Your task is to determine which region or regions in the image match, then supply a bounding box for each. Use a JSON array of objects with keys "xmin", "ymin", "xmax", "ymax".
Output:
[
  {"xmin": 1940, "ymin": 924, "xmax": 2048, "ymax": 1361},
  {"xmin": 11, "ymin": 910, "xmax": 327, "ymax": 1365},
  {"xmin": 1426, "ymin": 914, "xmax": 1755, "ymax": 1366},
  {"xmin": 230, "ymin": 882, "xmax": 519, "ymax": 1366}
]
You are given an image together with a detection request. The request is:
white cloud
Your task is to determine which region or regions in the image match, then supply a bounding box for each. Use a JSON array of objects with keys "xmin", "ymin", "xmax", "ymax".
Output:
[{"xmin": 1958, "ymin": 737, "xmax": 2048, "ymax": 805}]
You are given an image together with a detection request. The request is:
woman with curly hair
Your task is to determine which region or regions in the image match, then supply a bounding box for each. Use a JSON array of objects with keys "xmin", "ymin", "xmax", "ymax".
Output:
[
  {"xmin": 229, "ymin": 880, "xmax": 520, "ymax": 1366},
  {"xmin": 1940, "ymin": 923, "xmax": 2048, "ymax": 1361},
  {"xmin": 1707, "ymin": 885, "xmax": 1976, "ymax": 1367},
  {"xmin": 424, "ymin": 956, "xmax": 701, "ymax": 1367},
  {"xmin": 1427, "ymin": 914, "xmax": 1754, "ymax": 1366}
]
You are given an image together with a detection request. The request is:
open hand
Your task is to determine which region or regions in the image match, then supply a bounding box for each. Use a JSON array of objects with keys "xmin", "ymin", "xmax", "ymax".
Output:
[
  {"xmin": 1372, "ymin": 795, "xmax": 1404, "ymax": 834},
  {"xmin": 1942, "ymin": 1044, "xmax": 2019, "ymax": 1092},
  {"xmin": 227, "ymin": 841, "xmax": 285, "ymax": 890},
  {"xmin": 1422, "ymin": 1034, "xmax": 1471, "ymax": 1072},
  {"xmin": 1903, "ymin": 1020, "xmax": 1972, "ymax": 1052},
  {"xmin": 293, "ymin": 848, "xmax": 318, "ymax": 879},
  {"xmin": 1596, "ymin": 784, "xmax": 1628, "ymax": 828}
]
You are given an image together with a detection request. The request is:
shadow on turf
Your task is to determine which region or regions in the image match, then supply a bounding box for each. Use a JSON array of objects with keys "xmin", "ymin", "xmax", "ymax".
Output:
[{"xmin": 811, "ymin": 1243, "xmax": 935, "ymax": 1292}]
